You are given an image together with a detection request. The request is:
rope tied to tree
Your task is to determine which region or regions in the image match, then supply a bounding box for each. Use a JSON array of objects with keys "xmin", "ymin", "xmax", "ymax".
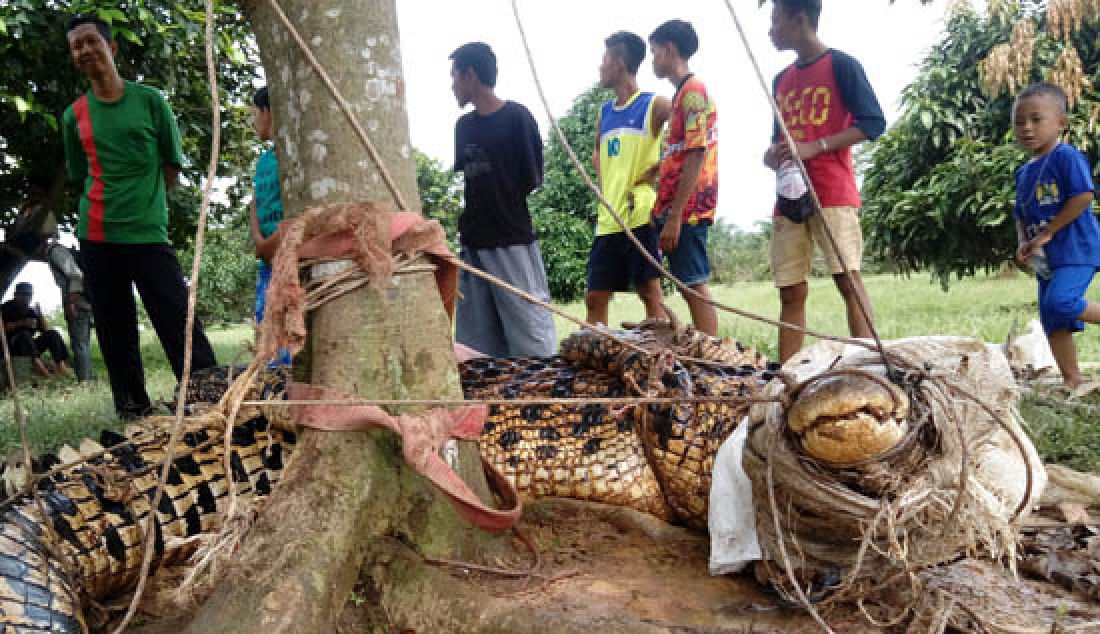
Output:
[{"xmin": 745, "ymin": 338, "xmax": 1044, "ymax": 632}]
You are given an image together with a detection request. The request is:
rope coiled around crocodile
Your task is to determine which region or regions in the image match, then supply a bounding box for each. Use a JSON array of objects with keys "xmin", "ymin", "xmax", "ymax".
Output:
[{"xmin": 0, "ymin": 322, "xmax": 774, "ymax": 632}]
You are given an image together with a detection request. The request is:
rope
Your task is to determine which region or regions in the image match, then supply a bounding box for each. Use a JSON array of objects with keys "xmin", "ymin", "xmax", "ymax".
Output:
[
  {"xmin": 240, "ymin": 394, "xmax": 786, "ymax": 408},
  {"xmin": 0, "ymin": 417, "xmax": 191, "ymax": 510},
  {"xmin": 508, "ymin": 0, "xmax": 886, "ymax": 360},
  {"xmin": 717, "ymin": 0, "xmax": 892, "ymax": 377},
  {"xmin": 754, "ymin": 351, "xmax": 1039, "ymax": 632},
  {"xmin": 0, "ymin": 313, "xmax": 83, "ymax": 602},
  {"xmin": 112, "ymin": 0, "xmax": 221, "ymax": 629},
  {"xmin": 265, "ymin": 0, "xmax": 409, "ymax": 211}
]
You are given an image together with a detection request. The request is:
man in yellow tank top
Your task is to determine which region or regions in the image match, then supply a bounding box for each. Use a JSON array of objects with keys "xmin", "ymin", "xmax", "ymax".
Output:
[{"xmin": 586, "ymin": 31, "xmax": 672, "ymax": 326}]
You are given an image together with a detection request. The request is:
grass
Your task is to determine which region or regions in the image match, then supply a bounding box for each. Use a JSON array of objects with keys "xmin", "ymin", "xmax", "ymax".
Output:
[
  {"xmin": 552, "ymin": 271, "xmax": 1100, "ymax": 361},
  {"xmin": 0, "ymin": 325, "xmax": 252, "ymax": 457},
  {"xmin": 2, "ymin": 272, "xmax": 1098, "ymax": 468}
]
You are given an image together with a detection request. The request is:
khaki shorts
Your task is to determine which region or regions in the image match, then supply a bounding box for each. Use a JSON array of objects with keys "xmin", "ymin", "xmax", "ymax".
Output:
[{"xmin": 770, "ymin": 206, "xmax": 863, "ymax": 288}]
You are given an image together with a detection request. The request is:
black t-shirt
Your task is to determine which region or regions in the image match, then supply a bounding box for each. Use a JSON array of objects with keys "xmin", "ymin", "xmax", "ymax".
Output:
[
  {"xmin": 1, "ymin": 300, "xmax": 36, "ymax": 339},
  {"xmin": 453, "ymin": 101, "xmax": 544, "ymax": 249}
]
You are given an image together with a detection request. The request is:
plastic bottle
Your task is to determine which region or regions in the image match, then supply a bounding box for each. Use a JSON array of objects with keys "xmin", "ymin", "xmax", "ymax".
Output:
[{"xmin": 1029, "ymin": 247, "xmax": 1052, "ymax": 280}]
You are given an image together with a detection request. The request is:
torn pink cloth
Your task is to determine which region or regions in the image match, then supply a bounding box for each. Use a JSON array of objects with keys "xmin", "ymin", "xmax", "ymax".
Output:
[
  {"xmin": 297, "ymin": 209, "xmax": 459, "ymax": 319},
  {"xmin": 453, "ymin": 342, "xmax": 487, "ymax": 363},
  {"xmin": 288, "ymin": 382, "xmax": 521, "ymax": 532}
]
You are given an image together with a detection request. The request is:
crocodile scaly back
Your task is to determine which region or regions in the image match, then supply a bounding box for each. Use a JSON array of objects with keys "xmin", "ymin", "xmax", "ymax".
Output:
[{"xmin": 0, "ymin": 374, "xmax": 295, "ymax": 633}]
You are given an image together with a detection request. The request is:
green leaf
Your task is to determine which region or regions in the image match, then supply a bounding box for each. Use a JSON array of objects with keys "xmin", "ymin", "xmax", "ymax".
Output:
[{"xmin": 117, "ymin": 28, "xmax": 143, "ymax": 45}]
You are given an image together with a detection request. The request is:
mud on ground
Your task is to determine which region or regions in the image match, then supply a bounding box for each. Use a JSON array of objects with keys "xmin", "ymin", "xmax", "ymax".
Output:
[{"xmin": 131, "ymin": 498, "xmax": 1100, "ymax": 633}]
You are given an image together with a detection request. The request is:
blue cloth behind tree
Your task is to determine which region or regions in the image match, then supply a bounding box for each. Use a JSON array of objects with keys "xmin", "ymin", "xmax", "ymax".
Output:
[{"xmin": 254, "ymin": 148, "xmax": 283, "ymax": 239}]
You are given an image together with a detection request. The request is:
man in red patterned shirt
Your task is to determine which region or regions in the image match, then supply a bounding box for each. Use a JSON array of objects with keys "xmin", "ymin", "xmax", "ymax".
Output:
[
  {"xmin": 764, "ymin": 0, "xmax": 886, "ymax": 362},
  {"xmin": 649, "ymin": 19, "xmax": 719, "ymax": 336}
]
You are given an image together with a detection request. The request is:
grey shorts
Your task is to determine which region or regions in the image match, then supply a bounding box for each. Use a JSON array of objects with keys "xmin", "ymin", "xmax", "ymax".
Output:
[{"xmin": 456, "ymin": 242, "xmax": 557, "ymax": 358}]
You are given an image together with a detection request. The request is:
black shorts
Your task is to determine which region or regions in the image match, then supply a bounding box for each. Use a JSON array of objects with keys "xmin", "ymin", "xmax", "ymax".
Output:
[{"xmin": 586, "ymin": 224, "xmax": 661, "ymax": 293}]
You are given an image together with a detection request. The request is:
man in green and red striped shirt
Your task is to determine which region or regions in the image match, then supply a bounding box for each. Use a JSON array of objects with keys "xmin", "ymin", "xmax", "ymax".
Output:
[{"xmin": 61, "ymin": 15, "xmax": 217, "ymax": 420}]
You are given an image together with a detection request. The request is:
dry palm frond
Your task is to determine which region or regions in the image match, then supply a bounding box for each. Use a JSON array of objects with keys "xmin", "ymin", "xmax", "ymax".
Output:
[
  {"xmin": 979, "ymin": 19, "xmax": 1036, "ymax": 99},
  {"xmin": 1047, "ymin": 45, "xmax": 1087, "ymax": 107},
  {"xmin": 987, "ymin": 0, "xmax": 1015, "ymax": 24},
  {"xmin": 1048, "ymin": 0, "xmax": 1088, "ymax": 42},
  {"xmin": 1088, "ymin": 101, "xmax": 1100, "ymax": 134}
]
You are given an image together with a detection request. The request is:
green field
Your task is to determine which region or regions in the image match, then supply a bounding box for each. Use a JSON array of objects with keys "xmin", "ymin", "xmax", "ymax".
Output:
[
  {"xmin": 1, "ymin": 273, "xmax": 1097, "ymax": 468},
  {"xmin": 553, "ymin": 271, "xmax": 1100, "ymax": 361}
]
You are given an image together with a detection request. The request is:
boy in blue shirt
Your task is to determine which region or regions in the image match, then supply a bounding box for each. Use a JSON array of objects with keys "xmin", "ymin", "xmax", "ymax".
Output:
[
  {"xmin": 1012, "ymin": 82, "xmax": 1100, "ymax": 393},
  {"xmin": 248, "ymin": 87, "xmax": 290, "ymax": 366}
]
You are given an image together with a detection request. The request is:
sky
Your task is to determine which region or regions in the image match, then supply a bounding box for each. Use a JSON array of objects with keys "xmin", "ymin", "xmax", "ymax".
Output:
[{"xmin": 11, "ymin": 0, "xmax": 950, "ymax": 312}]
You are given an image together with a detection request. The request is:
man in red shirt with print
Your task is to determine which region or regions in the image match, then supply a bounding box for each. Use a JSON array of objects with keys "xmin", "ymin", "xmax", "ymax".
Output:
[
  {"xmin": 764, "ymin": 0, "xmax": 886, "ymax": 362},
  {"xmin": 649, "ymin": 19, "xmax": 719, "ymax": 336}
]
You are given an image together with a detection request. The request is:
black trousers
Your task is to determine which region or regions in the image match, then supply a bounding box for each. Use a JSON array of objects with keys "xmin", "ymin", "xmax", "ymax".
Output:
[
  {"xmin": 80, "ymin": 242, "xmax": 218, "ymax": 417},
  {"xmin": 8, "ymin": 329, "xmax": 69, "ymax": 363}
]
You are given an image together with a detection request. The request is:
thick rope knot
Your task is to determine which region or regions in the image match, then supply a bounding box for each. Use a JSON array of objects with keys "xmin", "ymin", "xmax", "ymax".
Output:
[{"xmin": 257, "ymin": 203, "xmax": 459, "ymax": 363}]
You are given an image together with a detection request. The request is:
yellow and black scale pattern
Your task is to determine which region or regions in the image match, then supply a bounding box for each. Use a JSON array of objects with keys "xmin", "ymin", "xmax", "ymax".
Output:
[
  {"xmin": 0, "ymin": 325, "xmax": 774, "ymax": 631},
  {"xmin": 463, "ymin": 324, "xmax": 776, "ymax": 529},
  {"xmin": 0, "ymin": 369, "xmax": 294, "ymax": 633}
]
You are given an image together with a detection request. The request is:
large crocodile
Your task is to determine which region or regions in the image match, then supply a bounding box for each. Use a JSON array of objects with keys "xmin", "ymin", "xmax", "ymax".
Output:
[{"xmin": 0, "ymin": 323, "xmax": 771, "ymax": 632}]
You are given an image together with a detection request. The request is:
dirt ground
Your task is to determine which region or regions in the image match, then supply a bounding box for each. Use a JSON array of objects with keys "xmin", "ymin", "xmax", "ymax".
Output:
[
  {"xmin": 438, "ymin": 498, "xmax": 849, "ymax": 633},
  {"xmin": 334, "ymin": 498, "xmax": 1100, "ymax": 634},
  {"xmin": 129, "ymin": 498, "xmax": 1100, "ymax": 634}
]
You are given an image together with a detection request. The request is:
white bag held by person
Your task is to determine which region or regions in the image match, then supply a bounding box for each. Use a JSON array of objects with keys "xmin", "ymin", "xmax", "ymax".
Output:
[{"xmin": 775, "ymin": 160, "xmax": 814, "ymax": 224}]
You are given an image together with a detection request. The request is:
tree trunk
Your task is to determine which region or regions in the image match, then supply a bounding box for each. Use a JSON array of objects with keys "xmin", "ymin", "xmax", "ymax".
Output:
[{"xmin": 183, "ymin": 2, "xmax": 497, "ymax": 631}]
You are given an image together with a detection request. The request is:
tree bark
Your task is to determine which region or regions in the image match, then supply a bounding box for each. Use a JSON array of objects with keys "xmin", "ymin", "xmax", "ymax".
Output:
[{"xmin": 183, "ymin": 2, "xmax": 496, "ymax": 631}]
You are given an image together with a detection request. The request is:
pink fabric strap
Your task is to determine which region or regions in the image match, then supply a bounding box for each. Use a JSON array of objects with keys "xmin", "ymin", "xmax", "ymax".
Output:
[{"xmin": 288, "ymin": 382, "xmax": 521, "ymax": 532}]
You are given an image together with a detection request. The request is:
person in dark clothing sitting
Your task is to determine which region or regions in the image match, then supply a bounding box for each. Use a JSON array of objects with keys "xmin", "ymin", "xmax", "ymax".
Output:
[{"xmin": 1, "ymin": 282, "xmax": 72, "ymax": 378}]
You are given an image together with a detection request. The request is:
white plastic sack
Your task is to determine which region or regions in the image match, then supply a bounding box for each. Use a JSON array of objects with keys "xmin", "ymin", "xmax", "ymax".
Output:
[
  {"xmin": 708, "ymin": 418, "xmax": 761, "ymax": 575},
  {"xmin": 1004, "ymin": 319, "xmax": 1057, "ymax": 377}
]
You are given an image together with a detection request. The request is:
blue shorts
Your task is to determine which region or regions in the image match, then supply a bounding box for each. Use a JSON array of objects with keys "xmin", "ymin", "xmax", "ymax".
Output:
[
  {"xmin": 586, "ymin": 225, "xmax": 661, "ymax": 292},
  {"xmin": 1038, "ymin": 265, "xmax": 1096, "ymax": 335},
  {"xmin": 653, "ymin": 215, "xmax": 711, "ymax": 286},
  {"xmin": 255, "ymin": 261, "xmax": 273, "ymax": 323}
]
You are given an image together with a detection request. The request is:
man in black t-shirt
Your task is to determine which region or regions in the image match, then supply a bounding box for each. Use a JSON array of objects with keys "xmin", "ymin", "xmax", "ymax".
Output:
[
  {"xmin": 2, "ymin": 282, "xmax": 72, "ymax": 377},
  {"xmin": 450, "ymin": 42, "xmax": 556, "ymax": 358}
]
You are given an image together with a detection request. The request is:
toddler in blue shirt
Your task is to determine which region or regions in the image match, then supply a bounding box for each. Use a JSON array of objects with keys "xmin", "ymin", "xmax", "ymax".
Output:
[{"xmin": 1012, "ymin": 82, "xmax": 1100, "ymax": 393}]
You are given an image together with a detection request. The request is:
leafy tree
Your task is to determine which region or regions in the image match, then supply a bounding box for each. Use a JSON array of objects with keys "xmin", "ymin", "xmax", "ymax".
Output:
[
  {"xmin": 414, "ymin": 149, "xmax": 460, "ymax": 249},
  {"xmin": 176, "ymin": 220, "xmax": 256, "ymax": 325},
  {"xmin": 0, "ymin": 1, "xmax": 260, "ymax": 247},
  {"xmin": 707, "ymin": 219, "xmax": 773, "ymax": 284},
  {"xmin": 862, "ymin": 1, "xmax": 1100, "ymax": 287},
  {"xmin": 529, "ymin": 84, "xmax": 612, "ymax": 301}
]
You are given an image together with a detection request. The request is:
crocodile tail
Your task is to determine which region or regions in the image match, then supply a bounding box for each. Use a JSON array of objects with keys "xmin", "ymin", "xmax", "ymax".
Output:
[{"xmin": 0, "ymin": 504, "xmax": 87, "ymax": 633}]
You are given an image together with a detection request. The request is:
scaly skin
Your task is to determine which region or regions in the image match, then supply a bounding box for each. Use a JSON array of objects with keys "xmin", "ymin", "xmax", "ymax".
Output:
[
  {"xmin": 0, "ymin": 323, "xmax": 771, "ymax": 630},
  {"xmin": 0, "ymin": 373, "xmax": 294, "ymax": 633},
  {"xmin": 464, "ymin": 324, "xmax": 775, "ymax": 528}
]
